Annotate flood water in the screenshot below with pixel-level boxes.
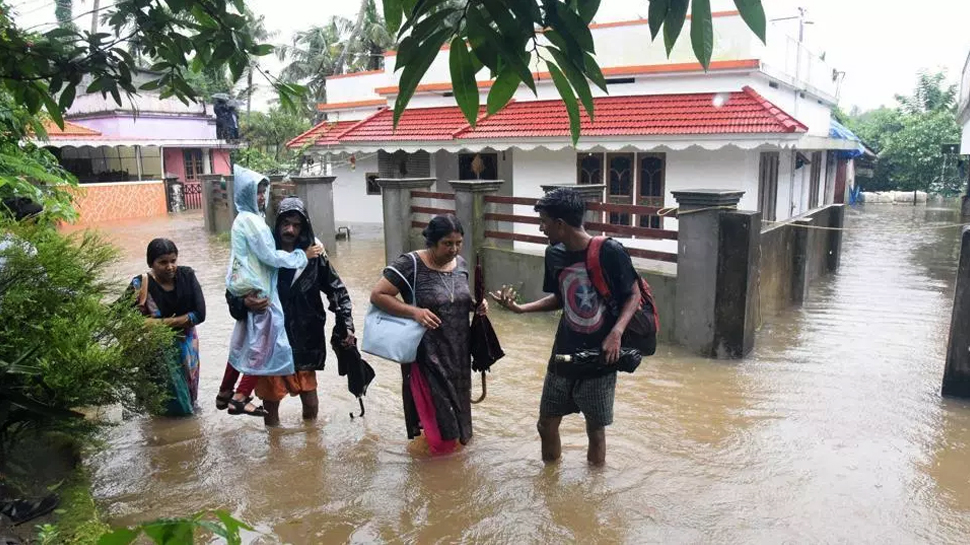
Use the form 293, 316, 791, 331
81, 204, 970, 543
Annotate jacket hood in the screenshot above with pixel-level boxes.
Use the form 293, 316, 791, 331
274, 196, 315, 250
233, 164, 268, 214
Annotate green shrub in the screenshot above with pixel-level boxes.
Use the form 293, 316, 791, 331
0, 219, 174, 464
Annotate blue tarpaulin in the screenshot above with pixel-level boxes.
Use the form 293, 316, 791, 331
829, 119, 866, 160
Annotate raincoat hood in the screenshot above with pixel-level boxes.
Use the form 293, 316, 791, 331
233, 164, 268, 214
274, 196, 315, 251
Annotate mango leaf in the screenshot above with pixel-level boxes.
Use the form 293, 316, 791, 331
547, 63, 581, 145
449, 38, 480, 126
467, 6, 536, 93
253, 44, 274, 56
663, 0, 689, 56
42, 88, 65, 127
648, 0, 669, 40
578, 0, 601, 24
548, 47, 594, 121
554, 2, 595, 53
734, 0, 767, 43
487, 66, 520, 115
583, 52, 608, 92
96, 528, 140, 545
690, 0, 713, 69
384, 0, 403, 33
58, 84, 76, 111
481, 0, 521, 42
393, 28, 452, 127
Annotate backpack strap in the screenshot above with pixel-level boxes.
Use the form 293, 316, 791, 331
585, 236, 612, 301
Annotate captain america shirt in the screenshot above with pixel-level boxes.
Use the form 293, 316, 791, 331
542, 238, 636, 377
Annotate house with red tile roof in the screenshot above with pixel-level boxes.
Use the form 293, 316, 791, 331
289, 12, 859, 255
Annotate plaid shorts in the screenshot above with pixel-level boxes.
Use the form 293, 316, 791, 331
539, 371, 617, 428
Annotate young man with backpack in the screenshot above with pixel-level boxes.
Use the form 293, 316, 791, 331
492, 187, 654, 466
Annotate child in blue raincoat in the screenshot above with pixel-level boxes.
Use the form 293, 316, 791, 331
223, 165, 323, 415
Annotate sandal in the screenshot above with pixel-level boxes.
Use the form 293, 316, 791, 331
216, 393, 251, 411
227, 399, 268, 417
215, 392, 232, 411
0, 495, 58, 525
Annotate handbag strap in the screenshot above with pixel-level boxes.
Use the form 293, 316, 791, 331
384, 252, 419, 305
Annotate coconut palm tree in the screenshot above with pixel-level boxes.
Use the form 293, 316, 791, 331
238, 10, 278, 114
279, 17, 352, 114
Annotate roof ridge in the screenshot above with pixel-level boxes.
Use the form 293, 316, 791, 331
741, 86, 808, 133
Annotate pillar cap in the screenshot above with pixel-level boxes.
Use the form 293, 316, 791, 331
199, 174, 225, 182
541, 183, 606, 200
290, 175, 336, 185
376, 177, 436, 190
671, 189, 744, 209
449, 180, 505, 193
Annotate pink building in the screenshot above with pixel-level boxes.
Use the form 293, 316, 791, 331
38, 90, 236, 223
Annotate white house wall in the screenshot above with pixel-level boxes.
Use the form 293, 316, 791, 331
749, 78, 832, 137
331, 153, 382, 224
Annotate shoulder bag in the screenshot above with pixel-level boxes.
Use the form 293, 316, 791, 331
361, 252, 427, 363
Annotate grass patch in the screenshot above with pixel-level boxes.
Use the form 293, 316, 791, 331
55, 467, 110, 545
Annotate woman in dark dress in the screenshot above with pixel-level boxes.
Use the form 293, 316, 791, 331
370, 215, 487, 455
128, 238, 206, 416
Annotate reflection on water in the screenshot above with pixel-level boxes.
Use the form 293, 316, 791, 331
79, 207, 970, 543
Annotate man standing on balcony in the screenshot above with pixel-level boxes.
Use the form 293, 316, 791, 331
491, 188, 641, 466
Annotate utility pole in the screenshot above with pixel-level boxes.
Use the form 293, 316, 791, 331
771, 7, 814, 43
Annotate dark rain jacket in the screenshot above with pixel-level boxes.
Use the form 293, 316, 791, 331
227, 197, 354, 372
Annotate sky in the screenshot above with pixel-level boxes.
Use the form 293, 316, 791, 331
11, 0, 970, 112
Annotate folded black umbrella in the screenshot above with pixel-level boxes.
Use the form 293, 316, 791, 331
470, 256, 504, 403
331, 326, 375, 418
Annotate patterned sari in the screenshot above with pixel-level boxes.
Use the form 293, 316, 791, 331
130, 269, 204, 416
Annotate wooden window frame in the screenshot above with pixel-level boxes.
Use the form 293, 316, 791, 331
636, 152, 666, 229
758, 152, 780, 222
576, 152, 605, 185
365, 172, 381, 196
808, 151, 822, 208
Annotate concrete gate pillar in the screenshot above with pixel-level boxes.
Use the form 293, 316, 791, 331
451, 180, 505, 288
943, 226, 970, 398
291, 176, 337, 256
672, 189, 760, 358
377, 177, 436, 265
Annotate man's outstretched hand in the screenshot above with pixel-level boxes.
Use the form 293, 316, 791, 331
489, 285, 522, 314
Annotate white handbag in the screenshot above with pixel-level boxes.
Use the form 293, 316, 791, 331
361, 253, 426, 363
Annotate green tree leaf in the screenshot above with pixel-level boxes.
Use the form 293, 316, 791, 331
690, 0, 714, 69
548, 47, 594, 121
384, 0, 403, 33
58, 84, 76, 111
449, 37, 481, 125
547, 63, 581, 145
734, 0, 767, 43
393, 27, 452, 127
578, 0, 601, 24
583, 52, 607, 92
663, 0, 689, 56
553, 2, 596, 54
487, 67, 521, 114
466, 5, 536, 93
96, 527, 140, 545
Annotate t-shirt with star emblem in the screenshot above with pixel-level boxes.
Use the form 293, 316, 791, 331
542, 238, 637, 379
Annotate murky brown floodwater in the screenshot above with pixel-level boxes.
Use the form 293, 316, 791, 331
79, 205, 970, 543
